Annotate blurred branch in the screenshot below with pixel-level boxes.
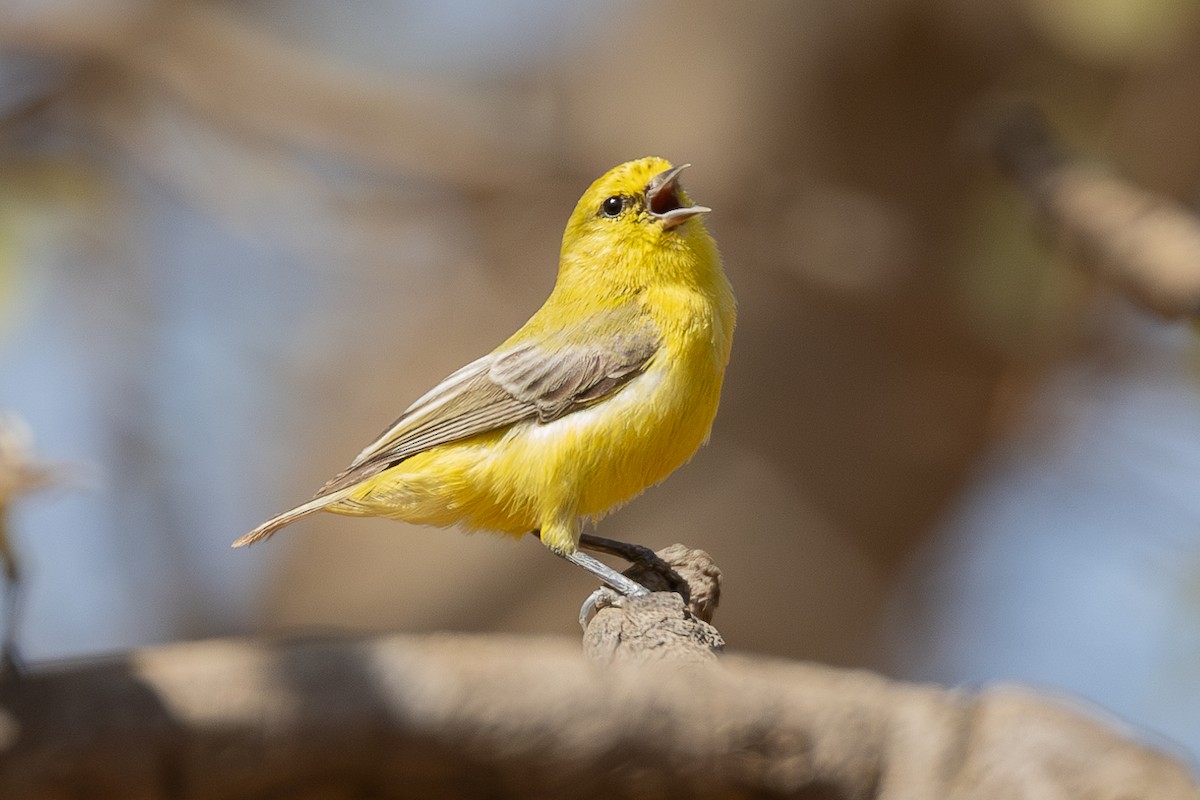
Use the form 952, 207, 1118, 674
0, 412, 80, 675
12, 2, 556, 190
0, 0, 156, 57
134, 5, 555, 188
0, 412, 77, 583
0, 633, 1194, 799
987, 104, 1200, 318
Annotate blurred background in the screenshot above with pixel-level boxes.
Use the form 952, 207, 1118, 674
1, 0, 1198, 761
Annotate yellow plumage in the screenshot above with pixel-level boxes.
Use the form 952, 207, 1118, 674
235, 157, 735, 575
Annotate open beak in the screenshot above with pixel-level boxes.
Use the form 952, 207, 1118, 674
646, 163, 711, 230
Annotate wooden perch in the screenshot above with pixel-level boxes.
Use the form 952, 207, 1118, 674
0, 544, 1195, 799
986, 104, 1200, 319
582, 543, 725, 664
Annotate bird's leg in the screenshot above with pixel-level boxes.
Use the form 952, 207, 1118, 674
533, 530, 651, 630
561, 550, 649, 599
571, 542, 678, 632
532, 529, 650, 597
578, 532, 660, 564
579, 532, 688, 594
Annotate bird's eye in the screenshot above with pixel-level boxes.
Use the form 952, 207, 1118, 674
600, 196, 625, 217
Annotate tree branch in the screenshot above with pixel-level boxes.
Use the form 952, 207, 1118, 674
987, 104, 1200, 318
0, 632, 1194, 798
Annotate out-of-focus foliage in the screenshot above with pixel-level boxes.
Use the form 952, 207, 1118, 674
1023, 0, 1196, 64
952, 182, 1085, 355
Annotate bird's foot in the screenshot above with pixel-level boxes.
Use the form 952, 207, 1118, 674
578, 586, 623, 630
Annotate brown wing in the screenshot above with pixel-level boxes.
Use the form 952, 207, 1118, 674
490, 320, 663, 421
313, 313, 661, 497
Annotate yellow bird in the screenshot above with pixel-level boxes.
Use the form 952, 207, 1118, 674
234, 158, 736, 596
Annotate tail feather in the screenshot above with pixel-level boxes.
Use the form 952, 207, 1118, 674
231, 491, 347, 548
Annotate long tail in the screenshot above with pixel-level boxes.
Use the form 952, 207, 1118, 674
231, 491, 349, 548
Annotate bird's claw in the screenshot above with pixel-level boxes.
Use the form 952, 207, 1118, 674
578, 586, 623, 630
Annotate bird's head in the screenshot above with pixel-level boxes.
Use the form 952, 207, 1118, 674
558, 157, 715, 289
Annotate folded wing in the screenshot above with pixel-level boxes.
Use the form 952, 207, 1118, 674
232, 308, 660, 547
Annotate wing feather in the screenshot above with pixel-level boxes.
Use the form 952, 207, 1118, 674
313, 311, 660, 497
